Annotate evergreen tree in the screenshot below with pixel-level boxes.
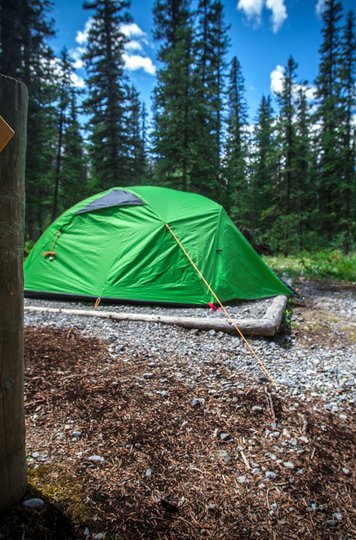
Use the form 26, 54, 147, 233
83, 0, 131, 189
152, 0, 195, 191
275, 56, 299, 254
60, 89, 88, 211
224, 56, 248, 221
207, 1, 229, 182
250, 95, 278, 239
294, 85, 314, 250
124, 85, 146, 184
52, 48, 72, 221
192, 0, 229, 201
152, 0, 230, 200
0, 0, 23, 77
339, 10, 356, 252
190, 0, 217, 197
314, 0, 343, 241
140, 101, 154, 181
0, 0, 57, 239
23, 1, 56, 239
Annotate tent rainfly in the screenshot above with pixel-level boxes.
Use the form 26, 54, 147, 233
24, 186, 291, 305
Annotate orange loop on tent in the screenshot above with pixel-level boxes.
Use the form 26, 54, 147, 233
43, 251, 56, 258
94, 297, 101, 309
43, 230, 62, 259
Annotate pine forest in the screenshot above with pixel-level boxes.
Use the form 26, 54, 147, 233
0, 0, 355, 255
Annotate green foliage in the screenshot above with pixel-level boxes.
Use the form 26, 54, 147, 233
0, 0, 354, 254
224, 56, 248, 219
0, 0, 87, 240
264, 250, 356, 282
338, 9, 356, 252
24, 239, 35, 258
152, 0, 229, 200
51, 49, 82, 221
249, 95, 277, 232
60, 87, 89, 212
313, 0, 350, 242
2, 0, 58, 240
152, 0, 199, 191
83, 0, 136, 189
123, 85, 148, 184
284, 304, 293, 326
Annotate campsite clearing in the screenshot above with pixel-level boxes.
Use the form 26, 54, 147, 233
1, 279, 355, 539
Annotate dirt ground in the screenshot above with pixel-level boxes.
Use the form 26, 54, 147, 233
0, 280, 355, 540
291, 280, 355, 349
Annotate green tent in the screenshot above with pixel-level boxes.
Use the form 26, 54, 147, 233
24, 186, 291, 305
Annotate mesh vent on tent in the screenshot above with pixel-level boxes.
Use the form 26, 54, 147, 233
76, 189, 144, 214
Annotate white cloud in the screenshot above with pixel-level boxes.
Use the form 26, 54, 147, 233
245, 123, 255, 135
237, 0, 264, 26
74, 19, 155, 76
270, 66, 317, 101
76, 18, 93, 45
72, 59, 83, 69
270, 64, 285, 94
295, 83, 317, 104
121, 23, 155, 75
125, 40, 144, 52
316, 0, 327, 16
123, 53, 156, 75
121, 23, 147, 40
71, 72, 85, 88
266, 0, 287, 32
46, 56, 85, 88
237, 0, 287, 32
46, 57, 62, 78
303, 85, 316, 101
76, 20, 147, 44
71, 50, 84, 69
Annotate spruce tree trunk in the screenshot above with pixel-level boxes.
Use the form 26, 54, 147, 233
0, 75, 28, 511
52, 98, 65, 223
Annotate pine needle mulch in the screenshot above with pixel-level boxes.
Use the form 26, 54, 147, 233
1, 326, 355, 539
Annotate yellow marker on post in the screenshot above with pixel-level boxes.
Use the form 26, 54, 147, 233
0, 115, 15, 152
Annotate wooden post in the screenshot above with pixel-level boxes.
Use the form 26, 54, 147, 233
0, 75, 28, 510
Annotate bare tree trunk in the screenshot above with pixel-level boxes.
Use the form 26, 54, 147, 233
0, 75, 28, 511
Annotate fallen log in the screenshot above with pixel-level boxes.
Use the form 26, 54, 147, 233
263, 294, 289, 327
25, 295, 288, 337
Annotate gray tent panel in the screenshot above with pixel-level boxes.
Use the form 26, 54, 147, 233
76, 189, 144, 214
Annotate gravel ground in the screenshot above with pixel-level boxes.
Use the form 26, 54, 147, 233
5, 280, 353, 539
24, 279, 356, 409
25, 295, 272, 319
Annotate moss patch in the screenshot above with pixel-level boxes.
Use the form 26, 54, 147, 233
27, 465, 90, 523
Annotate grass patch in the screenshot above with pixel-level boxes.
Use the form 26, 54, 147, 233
264, 250, 356, 282
341, 326, 356, 343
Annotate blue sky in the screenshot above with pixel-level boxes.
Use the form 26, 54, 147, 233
51, 0, 355, 120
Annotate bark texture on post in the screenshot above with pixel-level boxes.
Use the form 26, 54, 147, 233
0, 75, 28, 510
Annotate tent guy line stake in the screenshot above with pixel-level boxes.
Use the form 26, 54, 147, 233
165, 223, 277, 387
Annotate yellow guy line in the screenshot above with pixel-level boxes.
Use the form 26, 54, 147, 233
165, 223, 277, 387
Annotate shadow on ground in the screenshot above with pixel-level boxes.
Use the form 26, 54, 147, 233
0, 486, 77, 540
